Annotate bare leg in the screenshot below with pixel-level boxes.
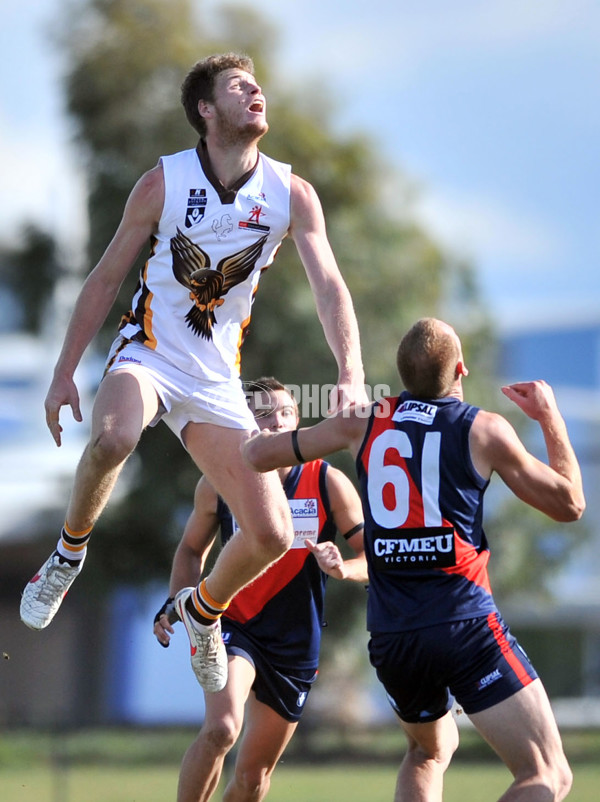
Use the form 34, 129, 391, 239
469, 680, 572, 801
394, 711, 459, 802
177, 656, 254, 802
65, 370, 160, 530
20, 369, 162, 630
223, 693, 297, 802
183, 422, 294, 604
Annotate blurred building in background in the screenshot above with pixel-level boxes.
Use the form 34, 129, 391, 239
498, 311, 600, 711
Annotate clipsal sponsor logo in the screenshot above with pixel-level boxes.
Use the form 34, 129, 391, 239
392, 400, 438, 426
477, 668, 502, 690
372, 527, 456, 570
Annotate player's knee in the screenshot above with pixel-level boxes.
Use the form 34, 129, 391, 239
201, 719, 238, 756
551, 757, 573, 801
405, 727, 458, 770
559, 763, 573, 799
253, 516, 294, 559
515, 756, 572, 801
233, 766, 270, 799
87, 426, 138, 468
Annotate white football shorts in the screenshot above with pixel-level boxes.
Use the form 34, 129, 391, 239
104, 337, 257, 440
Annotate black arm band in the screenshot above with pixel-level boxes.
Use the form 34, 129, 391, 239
291, 429, 306, 463
342, 522, 364, 540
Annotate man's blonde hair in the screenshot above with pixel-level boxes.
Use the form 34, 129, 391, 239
396, 318, 461, 399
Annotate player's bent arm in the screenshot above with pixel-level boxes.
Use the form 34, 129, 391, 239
470, 411, 585, 523
243, 406, 371, 472
289, 174, 366, 406
502, 380, 585, 516
52, 165, 165, 381
324, 467, 368, 583
155, 478, 220, 647
168, 477, 221, 596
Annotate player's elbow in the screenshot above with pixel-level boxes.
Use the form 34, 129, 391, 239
551, 489, 586, 523
242, 438, 271, 472
562, 497, 586, 522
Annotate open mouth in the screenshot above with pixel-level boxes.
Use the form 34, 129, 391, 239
249, 99, 264, 113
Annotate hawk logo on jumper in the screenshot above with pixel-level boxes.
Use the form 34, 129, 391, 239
289, 498, 319, 548
477, 668, 502, 691
170, 227, 268, 340
239, 206, 270, 233
372, 527, 456, 570
185, 189, 207, 228
212, 214, 234, 241
392, 400, 438, 426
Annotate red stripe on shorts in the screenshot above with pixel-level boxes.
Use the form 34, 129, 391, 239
487, 612, 532, 687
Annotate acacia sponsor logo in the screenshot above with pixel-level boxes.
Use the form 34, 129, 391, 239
289, 498, 318, 518
372, 527, 456, 570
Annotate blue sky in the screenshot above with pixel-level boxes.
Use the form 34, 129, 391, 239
2, 0, 599, 331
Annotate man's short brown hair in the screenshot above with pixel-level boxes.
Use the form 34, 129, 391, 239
396, 318, 461, 399
245, 376, 299, 419
181, 53, 255, 136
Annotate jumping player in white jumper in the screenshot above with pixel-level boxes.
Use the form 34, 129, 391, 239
20, 53, 366, 695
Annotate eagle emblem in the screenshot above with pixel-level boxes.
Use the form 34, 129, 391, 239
170, 227, 268, 340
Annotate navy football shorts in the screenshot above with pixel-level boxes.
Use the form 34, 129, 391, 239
222, 623, 318, 723
368, 612, 538, 723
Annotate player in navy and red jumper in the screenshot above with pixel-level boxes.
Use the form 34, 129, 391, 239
245, 319, 585, 802
154, 377, 366, 802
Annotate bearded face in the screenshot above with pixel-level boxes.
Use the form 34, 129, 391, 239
213, 101, 269, 146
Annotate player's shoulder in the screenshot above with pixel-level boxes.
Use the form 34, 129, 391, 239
129, 161, 165, 204
290, 172, 319, 204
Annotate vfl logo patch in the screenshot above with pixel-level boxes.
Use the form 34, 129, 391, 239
185, 189, 207, 228
392, 400, 438, 426
372, 527, 456, 570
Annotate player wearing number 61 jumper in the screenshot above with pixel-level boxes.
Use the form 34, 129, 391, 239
243, 317, 585, 802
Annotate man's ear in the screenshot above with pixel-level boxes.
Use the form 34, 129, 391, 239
457, 359, 469, 378
198, 99, 213, 121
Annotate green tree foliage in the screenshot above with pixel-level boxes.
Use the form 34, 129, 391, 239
0, 225, 62, 334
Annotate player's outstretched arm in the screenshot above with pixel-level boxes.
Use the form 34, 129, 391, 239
153, 477, 220, 647
45, 165, 165, 446
244, 405, 371, 472
288, 174, 367, 412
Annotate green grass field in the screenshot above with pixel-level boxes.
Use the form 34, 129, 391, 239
3, 762, 600, 801
2, 728, 599, 801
